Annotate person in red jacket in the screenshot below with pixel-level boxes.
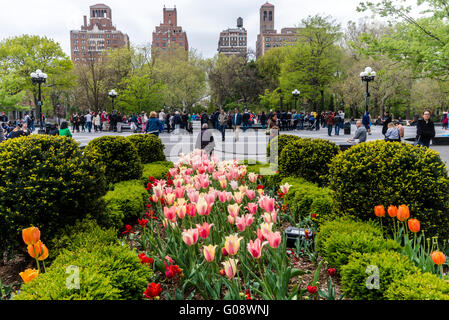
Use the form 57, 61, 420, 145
325, 111, 335, 136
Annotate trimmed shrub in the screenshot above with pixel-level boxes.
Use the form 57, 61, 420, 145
327, 140, 449, 239
0, 135, 107, 253
126, 134, 166, 164
279, 138, 340, 185
16, 221, 153, 300
323, 231, 402, 272
385, 272, 449, 300
341, 251, 418, 300
282, 177, 335, 224
99, 180, 148, 230
50, 219, 118, 260
316, 218, 383, 256
142, 161, 174, 185
84, 136, 143, 184
15, 244, 153, 300
266, 134, 300, 160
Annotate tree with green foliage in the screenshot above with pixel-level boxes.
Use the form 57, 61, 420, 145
358, 0, 449, 81
279, 15, 343, 112
0, 35, 75, 114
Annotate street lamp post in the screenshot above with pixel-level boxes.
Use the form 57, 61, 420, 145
109, 89, 117, 110
292, 89, 300, 111
30, 69, 48, 134
360, 67, 376, 114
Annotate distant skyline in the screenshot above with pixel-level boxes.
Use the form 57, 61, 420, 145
0, 0, 418, 59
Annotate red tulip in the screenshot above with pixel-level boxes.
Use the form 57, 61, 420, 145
408, 219, 420, 233
374, 205, 385, 218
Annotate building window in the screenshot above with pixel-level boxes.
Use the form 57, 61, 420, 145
74, 40, 78, 44
156, 37, 159, 41
172, 37, 176, 41
113, 40, 117, 44
73, 34, 78, 39
106, 40, 110, 45
162, 37, 166, 41
156, 43, 159, 47
162, 43, 166, 47
81, 34, 85, 39
107, 34, 110, 38
264, 11, 267, 21
269, 11, 273, 21
179, 37, 183, 41
266, 38, 270, 41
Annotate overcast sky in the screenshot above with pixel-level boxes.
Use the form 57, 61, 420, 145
0, 0, 418, 58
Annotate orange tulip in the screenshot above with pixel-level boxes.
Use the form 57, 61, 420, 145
408, 219, 420, 233
397, 205, 410, 221
374, 205, 385, 218
387, 205, 398, 218
431, 251, 446, 265
19, 268, 39, 283
22, 227, 40, 245
27, 240, 47, 260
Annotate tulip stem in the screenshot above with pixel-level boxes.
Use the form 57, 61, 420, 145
32, 245, 41, 274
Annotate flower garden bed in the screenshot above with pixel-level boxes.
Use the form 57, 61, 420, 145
2, 135, 449, 301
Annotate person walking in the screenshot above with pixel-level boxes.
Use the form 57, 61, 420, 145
94, 113, 101, 132
195, 123, 215, 158
159, 109, 166, 133
362, 111, 371, 135
416, 110, 435, 148
334, 112, 341, 135
260, 111, 267, 130
79, 113, 86, 132
85, 112, 93, 133
218, 109, 227, 142
395, 120, 404, 141
232, 108, 242, 142
348, 120, 367, 144
141, 112, 148, 133
442, 112, 448, 131
325, 111, 335, 136
267, 112, 280, 142
145, 111, 162, 137
59, 121, 72, 137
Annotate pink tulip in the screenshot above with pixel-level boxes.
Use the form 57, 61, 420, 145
218, 191, 228, 203
271, 210, 278, 224
225, 171, 233, 181
230, 181, 238, 191
233, 192, 244, 204
219, 178, 227, 189
260, 222, 273, 239
198, 166, 206, 174
248, 172, 258, 183
246, 190, 256, 200
244, 214, 254, 227
169, 168, 178, 177
165, 193, 176, 206
228, 215, 235, 225
194, 182, 201, 190
164, 187, 173, 195
224, 234, 243, 256
266, 231, 282, 248
188, 190, 199, 204
186, 203, 197, 217
263, 212, 272, 223
255, 228, 265, 241
164, 206, 177, 222
247, 239, 267, 259
245, 203, 258, 215
173, 179, 184, 188
259, 196, 275, 213
182, 228, 199, 246
176, 205, 186, 219
196, 222, 214, 239
153, 184, 164, 199
235, 216, 247, 232
196, 196, 209, 216
201, 179, 210, 189
226, 192, 233, 202
174, 187, 185, 199
203, 245, 217, 262
207, 163, 215, 174
222, 259, 238, 279
228, 203, 241, 218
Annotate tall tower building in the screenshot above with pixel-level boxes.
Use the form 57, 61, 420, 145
217, 18, 248, 56
152, 6, 189, 55
256, 2, 298, 59
260, 3, 275, 33
70, 4, 130, 64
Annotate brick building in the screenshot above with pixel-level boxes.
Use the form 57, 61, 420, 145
70, 4, 130, 63
217, 17, 248, 56
152, 6, 189, 55
256, 2, 298, 58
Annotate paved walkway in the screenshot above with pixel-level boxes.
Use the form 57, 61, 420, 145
70, 123, 449, 168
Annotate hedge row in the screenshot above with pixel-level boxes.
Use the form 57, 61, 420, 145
281, 177, 335, 224
15, 220, 153, 300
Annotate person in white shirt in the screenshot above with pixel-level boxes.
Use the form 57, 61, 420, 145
159, 109, 166, 133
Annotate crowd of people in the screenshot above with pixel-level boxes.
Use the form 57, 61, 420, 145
0, 107, 440, 149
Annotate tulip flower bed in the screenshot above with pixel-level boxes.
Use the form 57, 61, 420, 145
122, 149, 330, 300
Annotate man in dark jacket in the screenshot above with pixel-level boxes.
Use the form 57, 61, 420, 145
195, 123, 215, 157
382, 111, 392, 136
416, 110, 435, 148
